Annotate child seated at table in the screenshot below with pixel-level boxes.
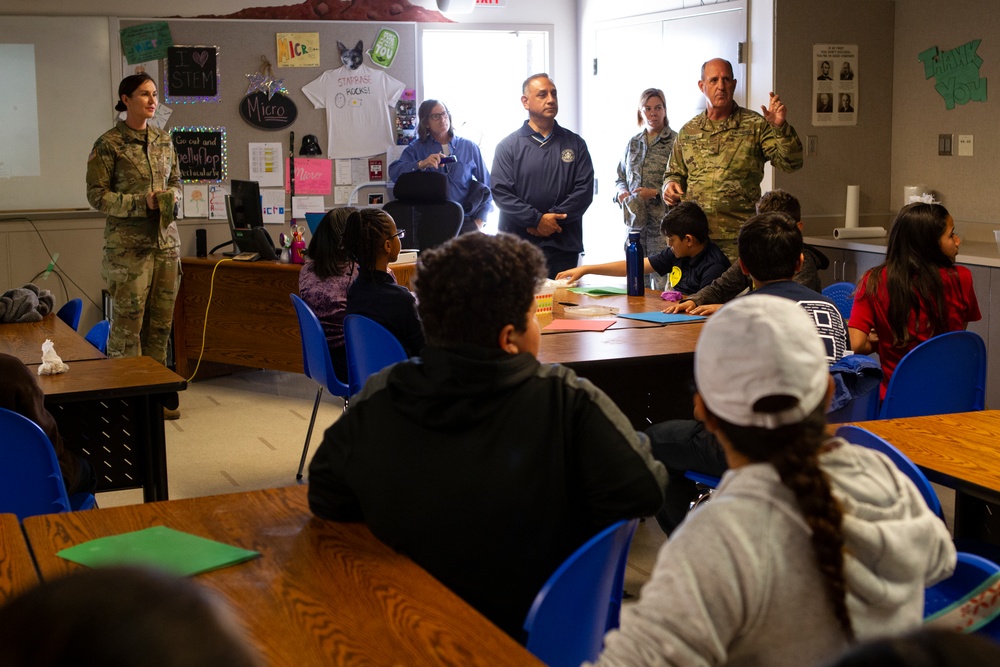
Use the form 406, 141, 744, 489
298, 206, 358, 382
849, 202, 981, 399
647, 211, 849, 535
591, 296, 955, 667
555, 201, 730, 295
342, 207, 425, 357
0, 566, 261, 667
0, 352, 96, 496
665, 189, 828, 315
308, 232, 665, 639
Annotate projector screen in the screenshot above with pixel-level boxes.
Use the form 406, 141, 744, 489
0, 17, 113, 213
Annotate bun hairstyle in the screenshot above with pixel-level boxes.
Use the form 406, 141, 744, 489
115, 72, 156, 112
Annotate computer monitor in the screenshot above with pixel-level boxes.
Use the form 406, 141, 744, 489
225, 180, 277, 260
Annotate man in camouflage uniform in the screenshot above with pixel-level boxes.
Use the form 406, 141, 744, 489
86, 74, 181, 373
662, 58, 803, 262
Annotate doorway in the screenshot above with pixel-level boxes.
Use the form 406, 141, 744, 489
584, 4, 746, 264
420, 28, 550, 231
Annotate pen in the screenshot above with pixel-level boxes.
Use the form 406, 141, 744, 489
558, 302, 577, 307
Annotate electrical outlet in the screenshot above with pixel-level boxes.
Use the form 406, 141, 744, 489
806, 135, 818, 157
958, 134, 974, 156
938, 134, 953, 156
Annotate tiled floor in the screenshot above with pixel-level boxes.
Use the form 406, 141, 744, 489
97, 368, 670, 593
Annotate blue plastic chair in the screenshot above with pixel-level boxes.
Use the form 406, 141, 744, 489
826, 384, 880, 423
56, 297, 83, 331
523, 519, 639, 667
0, 407, 96, 521
821, 282, 855, 320
606, 519, 640, 632
84, 319, 110, 354
343, 314, 408, 397
925, 552, 1000, 640
835, 425, 943, 519
290, 294, 350, 481
879, 331, 986, 419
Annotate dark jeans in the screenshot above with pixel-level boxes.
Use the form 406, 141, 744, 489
645, 419, 728, 535
542, 248, 581, 280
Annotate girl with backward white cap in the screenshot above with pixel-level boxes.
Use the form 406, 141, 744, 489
591, 295, 956, 667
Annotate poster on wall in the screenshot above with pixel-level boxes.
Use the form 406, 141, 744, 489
171, 127, 227, 182
812, 44, 857, 127
165, 46, 221, 104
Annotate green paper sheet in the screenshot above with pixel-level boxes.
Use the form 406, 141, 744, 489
567, 286, 628, 296
57, 526, 260, 576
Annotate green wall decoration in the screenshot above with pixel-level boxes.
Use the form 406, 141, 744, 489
918, 39, 988, 110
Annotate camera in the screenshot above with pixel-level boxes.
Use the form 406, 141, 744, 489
439, 155, 457, 164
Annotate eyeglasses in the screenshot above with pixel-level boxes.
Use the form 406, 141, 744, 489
387, 229, 406, 241
429, 112, 448, 121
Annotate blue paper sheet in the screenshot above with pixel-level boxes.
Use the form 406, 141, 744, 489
616, 311, 706, 324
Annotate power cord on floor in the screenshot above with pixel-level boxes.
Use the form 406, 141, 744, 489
185, 257, 234, 382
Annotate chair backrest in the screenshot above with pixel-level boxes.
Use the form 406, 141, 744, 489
0, 407, 74, 520
879, 331, 986, 419
383, 200, 464, 253
56, 298, 83, 331
821, 282, 855, 320
835, 425, 943, 519
289, 295, 350, 399
523, 519, 639, 667
84, 319, 111, 354
386, 171, 463, 252
343, 314, 408, 396
925, 552, 1000, 640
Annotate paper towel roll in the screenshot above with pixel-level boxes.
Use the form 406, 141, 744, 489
833, 227, 887, 239
845, 185, 860, 229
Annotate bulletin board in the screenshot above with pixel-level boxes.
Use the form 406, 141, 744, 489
118, 17, 418, 215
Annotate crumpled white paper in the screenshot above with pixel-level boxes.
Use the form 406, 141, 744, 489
37, 338, 69, 375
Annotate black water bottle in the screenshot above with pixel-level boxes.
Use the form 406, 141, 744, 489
626, 231, 644, 297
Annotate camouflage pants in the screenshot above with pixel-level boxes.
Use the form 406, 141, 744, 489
102, 246, 181, 365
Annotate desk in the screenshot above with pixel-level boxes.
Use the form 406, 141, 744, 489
0, 314, 105, 365
174, 256, 416, 379
38, 356, 187, 502
538, 288, 703, 427
850, 411, 1000, 542
23, 485, 539, 666
0, 513, 38, 603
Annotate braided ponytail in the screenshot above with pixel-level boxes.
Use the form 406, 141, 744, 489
718, 404, 855, 642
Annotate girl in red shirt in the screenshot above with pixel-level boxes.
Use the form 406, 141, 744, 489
848, 203, 981, 398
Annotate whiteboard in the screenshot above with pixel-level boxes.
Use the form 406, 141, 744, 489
0, 16, 114, 213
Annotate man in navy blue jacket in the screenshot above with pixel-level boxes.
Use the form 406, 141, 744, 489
491, 74, 595, 278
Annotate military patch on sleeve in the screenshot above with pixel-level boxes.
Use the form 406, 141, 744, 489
561, 149, 575, 163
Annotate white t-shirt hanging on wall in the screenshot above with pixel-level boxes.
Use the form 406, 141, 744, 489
302, 64, 405, 159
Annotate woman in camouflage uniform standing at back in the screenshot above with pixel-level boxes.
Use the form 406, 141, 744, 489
86, 73, 181, 415
614, 88, 676, 290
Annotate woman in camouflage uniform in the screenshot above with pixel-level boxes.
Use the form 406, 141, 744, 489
86, 74, 181, 374
614, 88, 676, 290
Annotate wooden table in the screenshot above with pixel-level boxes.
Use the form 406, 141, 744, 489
0, 513, 38, 603
538, 287, 703, 427
850, 411, 1000, 542
36, 356, 187, 503
174, 256, 416, 379
0, 314, 105, 365
22, 485, 539, 666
